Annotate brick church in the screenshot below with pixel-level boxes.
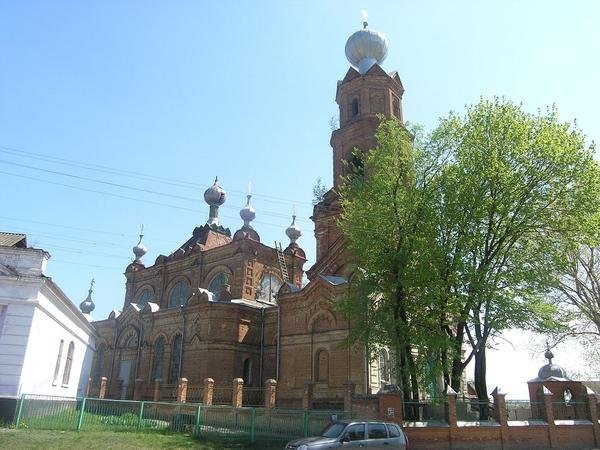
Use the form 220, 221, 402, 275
88, 20, 404, 406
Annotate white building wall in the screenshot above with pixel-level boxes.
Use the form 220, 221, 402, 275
0, 245, 97, 400
20, 299, 95, 398
0, 277, 37, 399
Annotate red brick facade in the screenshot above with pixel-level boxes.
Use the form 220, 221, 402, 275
90, 64, 404, 401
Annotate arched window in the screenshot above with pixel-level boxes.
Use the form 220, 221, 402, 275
351, 98, 359, 116
136, 288, 153, 307
52, 340, 64, 385
169, 334, 183, 383
152, 337, 165, 381
62, 342, 75, 386
169, 281, 190, 308
208, 273, 229, 301
563, 388, 574, 405
93, 345, 105, 382
243, 358, 253, 386
315, 349, 329, 383
256, 273, 282, 303
379, 349, 390, 386
124, 333, 138, 348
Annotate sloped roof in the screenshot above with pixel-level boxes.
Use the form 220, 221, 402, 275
0, 232, 27, 247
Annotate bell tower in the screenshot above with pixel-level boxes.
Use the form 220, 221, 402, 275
309, 19, 405, 277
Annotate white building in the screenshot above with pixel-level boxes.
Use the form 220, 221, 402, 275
0, 232, 97, 421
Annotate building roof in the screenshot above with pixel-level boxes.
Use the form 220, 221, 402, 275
0, 232, 27, 248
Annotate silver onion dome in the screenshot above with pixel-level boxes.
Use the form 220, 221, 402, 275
132, 225, 147, 263
204, 177, 226, 227
285, 214, 302, 244
79, 278, 96, 314
345, 18, 388, 75
240, 194, 256, 228
204, 177, 226, 206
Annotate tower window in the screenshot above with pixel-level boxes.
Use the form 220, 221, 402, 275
351, 98, 359, 116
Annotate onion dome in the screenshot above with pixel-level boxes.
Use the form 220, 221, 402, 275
537, 345, 569, 380
204, 177, 226, 227
285, 214, 302, 244
204, 176, 226, 206
79, 278, 96, 314
240, 194, 256, 227
345, 12, 389, 75
132, 225, 147, 264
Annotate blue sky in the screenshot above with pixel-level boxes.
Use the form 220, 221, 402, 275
1, 1, 599, 393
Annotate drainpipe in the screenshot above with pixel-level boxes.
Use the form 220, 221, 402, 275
276, 299, 281, 380
178, 305, 186, 380
259, 307, 265, 384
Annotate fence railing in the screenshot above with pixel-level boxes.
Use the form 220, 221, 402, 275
14, 393, 354, 443
212, 387, 233, 405
455, 399, 495, 422
403, 400, 446, 421
242, 387, 265, 406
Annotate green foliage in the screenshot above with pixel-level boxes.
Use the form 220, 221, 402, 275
339, 98, 600, 401
312, 177, 329, 205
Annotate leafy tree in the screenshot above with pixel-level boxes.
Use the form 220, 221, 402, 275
430, 99, 600, 403
339, 120, 449, 401
339, 99, 600, 406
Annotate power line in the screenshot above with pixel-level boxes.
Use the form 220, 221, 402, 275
0, 144, 315, 208
0, 169, 301, 230
0, 158, 311, 223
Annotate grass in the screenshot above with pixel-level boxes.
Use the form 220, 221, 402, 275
0, 428, 285, 449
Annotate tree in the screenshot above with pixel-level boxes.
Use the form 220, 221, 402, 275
339, 99, 600, 406
554, 243, 600, 337
339, 120, 450, 401
430, 99, 600, 404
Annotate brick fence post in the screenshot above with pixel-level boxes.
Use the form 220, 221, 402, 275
492, 387, 508, 446
344, 381, 355, 413
133, 378, 144, 401
379, 393, 403, 424
98, 377, 108, 399
232, 378, 244, 408
153, 379, 162, 402
264, 379, 277, 409
542, 386, 556, 448
586, 387, 600, 447
444, 385, 458, 447
302, 381, 314, 410
203, 378, 214, 406
177, 378, 188, 403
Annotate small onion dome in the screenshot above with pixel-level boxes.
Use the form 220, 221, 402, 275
538, 363, 569, 380
240, 194, 256, 227
345, 21, 389, 75
537, 346, 569, 380
79, 278, 96, 314
204, 176, 226, 206
286, 215, 302, 244
132, 227, 147, 263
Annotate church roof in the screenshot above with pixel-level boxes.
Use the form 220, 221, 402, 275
176, 224, 232, 253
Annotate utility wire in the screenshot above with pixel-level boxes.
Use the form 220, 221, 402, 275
0, 158, 311, 223
0, 169, 298, 230
0, 144, 315, 208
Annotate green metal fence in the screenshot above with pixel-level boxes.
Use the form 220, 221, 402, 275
14, 393, 354, 443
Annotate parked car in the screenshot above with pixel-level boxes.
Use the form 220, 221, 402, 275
285, 420, 408, 449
